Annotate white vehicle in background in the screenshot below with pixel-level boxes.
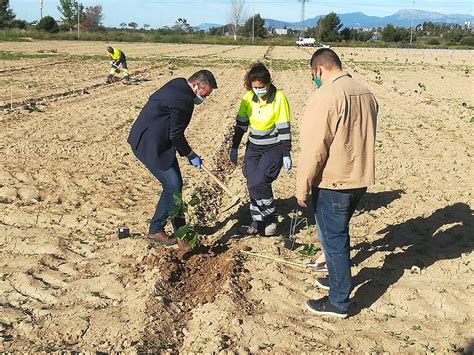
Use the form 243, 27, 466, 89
296, 37, 332, 48
296, 37, 316, 46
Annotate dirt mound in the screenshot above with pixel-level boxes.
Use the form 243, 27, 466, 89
140, 245, 252, 352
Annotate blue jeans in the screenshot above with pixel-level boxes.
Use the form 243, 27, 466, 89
133, 150, 185, 234
311, 187, 366, 311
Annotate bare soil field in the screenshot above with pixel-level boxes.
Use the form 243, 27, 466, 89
0, 41, 473, 353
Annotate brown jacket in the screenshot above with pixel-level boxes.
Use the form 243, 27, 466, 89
295, 72, 378, 201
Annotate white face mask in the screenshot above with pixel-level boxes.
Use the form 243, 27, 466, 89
193, 95, 204, 105
252, 86, 268, 97
193, 85, 205, 105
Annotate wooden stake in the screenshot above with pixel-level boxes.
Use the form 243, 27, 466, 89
10, 87, 13, 110
241, 250, 307, 268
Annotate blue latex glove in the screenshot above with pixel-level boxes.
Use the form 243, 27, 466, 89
188, 152, 202, 170
229, 148, 238, 164
283, 155, 292, 173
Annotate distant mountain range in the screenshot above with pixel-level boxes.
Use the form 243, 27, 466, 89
265, 10, 473, 29
196, 9, 473, 30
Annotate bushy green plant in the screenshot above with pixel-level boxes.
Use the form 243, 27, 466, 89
10, 19, 27, 29
382, 24, 411, 42
445, 31, 463, 43
37, 16, 59, 33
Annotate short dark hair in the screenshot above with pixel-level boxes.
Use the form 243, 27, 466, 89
310, 48, 342, 70
244, 62, 271, 90
106, 46, 113, 54
188, 70, 218, 89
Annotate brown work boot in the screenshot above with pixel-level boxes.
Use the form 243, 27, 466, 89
178, 239, 192, 252
145, 231, 177, 246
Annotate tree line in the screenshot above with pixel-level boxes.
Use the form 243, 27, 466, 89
0, 0, 104, 33
1, 0, 472, 46
304, 12, 473, 46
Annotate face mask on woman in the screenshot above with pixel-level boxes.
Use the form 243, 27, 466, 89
252, 86, 269, 97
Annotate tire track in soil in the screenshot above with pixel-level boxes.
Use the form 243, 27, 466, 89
0, 60, 70, 75
157, 45, 215, 57
209, 46, 241, 57
0, 62, 168, 111
263, 45, 274, 60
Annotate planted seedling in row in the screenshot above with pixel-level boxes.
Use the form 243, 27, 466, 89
298, 243, 317, 256
169, 192, 200, 249
25, 102, 42, 113
418, 82, 426, 91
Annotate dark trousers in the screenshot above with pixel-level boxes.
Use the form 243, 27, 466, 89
243, 146, 283, 223
133, 150, 185, 234
311, 187, 366, 311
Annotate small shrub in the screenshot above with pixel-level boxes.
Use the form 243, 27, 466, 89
459, 36, 474, 46
10, 19, 27, 30
426, 38, 440, 46
37, 16, 59, 33
445, 31, 464, 43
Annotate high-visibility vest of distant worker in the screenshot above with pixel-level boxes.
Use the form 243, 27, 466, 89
106, 46, 130, 84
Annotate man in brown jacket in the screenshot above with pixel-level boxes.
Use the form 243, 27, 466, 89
295, 48, 378, 318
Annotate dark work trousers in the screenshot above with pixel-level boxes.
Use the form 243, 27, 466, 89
132, 149, 185, 234
243, 146, 283, 223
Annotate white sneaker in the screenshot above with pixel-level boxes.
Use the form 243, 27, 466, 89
307, 262, 328, 273
264, 222, 277, 236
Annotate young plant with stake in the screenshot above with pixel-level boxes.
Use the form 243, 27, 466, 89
169, 193, 200, 249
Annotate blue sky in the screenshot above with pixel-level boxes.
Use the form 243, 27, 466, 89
11, 0, 474, 28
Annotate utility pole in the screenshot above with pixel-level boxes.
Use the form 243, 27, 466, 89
252, 0, 255, 43
410, 0, 415, 47
77, 0, 80, 39
39, 0, 43, 20
298, 0, 308, 38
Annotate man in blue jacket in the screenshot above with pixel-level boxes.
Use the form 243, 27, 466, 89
128, 70, 217, 251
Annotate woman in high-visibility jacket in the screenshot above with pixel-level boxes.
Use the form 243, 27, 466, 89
106, 46, 130, 84
230, 62, 292, 235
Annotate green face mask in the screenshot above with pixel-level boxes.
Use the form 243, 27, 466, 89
312, 74, 322, 89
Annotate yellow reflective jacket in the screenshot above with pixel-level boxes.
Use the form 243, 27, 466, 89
235, 85, 291, 148
108, 47, 122, 61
